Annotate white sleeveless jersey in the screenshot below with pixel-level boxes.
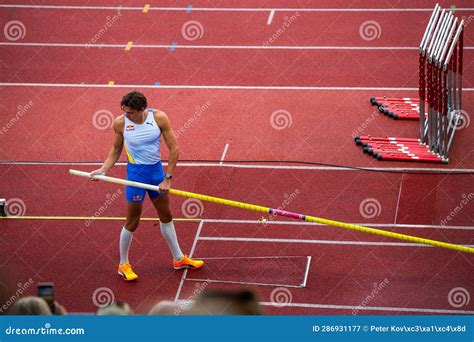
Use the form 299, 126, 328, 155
123, 109, 161, 164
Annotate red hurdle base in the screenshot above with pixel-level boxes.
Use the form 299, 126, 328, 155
370, 97, 424, 120
354, 136, 447, 163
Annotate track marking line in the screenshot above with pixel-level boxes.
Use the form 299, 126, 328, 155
2, 216, 473, 230
169, 42, 177, 52
183, 278, 304, 288
258, 302, 474, 314
302, 256, 312, 288
394, 174, 403, 224
174, 220, 204, 302
183, 255, 309, 287
4, 42, 474, 50
2, 5, 474, 12
2, 160, 473, 174
2, 82, 474, 91
190, 255, 307, 259
219, 143, 230, 165
267, 9, 275, 25
124, 41, 133, 51
197, 236, 474, 248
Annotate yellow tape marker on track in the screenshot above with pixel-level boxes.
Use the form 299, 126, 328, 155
68, 169, 474, 254
125, 41, 133, 51
143, 4, 150, 13
107, 80, 115, 86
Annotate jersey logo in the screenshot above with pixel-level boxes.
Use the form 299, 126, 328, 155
133, 195, 142, 201
146, 122, 153, 126
126, 125, 135, 131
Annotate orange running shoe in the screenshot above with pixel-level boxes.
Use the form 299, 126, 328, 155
173, 255, 204, 270
118, 263, 138, 281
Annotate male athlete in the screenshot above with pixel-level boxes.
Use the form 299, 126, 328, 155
91, 91, 203, 281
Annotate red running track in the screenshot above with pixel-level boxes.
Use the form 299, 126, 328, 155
2, 0, 474, 7
1, 217, 473, 314
2, 7, 474, 47
1, 1, 473, 315
1, 88, 473, 168
1, 165, 473, 228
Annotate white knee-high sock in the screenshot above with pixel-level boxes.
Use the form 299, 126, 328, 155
160, 220, 184, 260
120, 227, 133, 265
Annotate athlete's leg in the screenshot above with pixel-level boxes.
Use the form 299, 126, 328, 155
151, 194, 204, 269
151, 195, 183, 260
120, 201, 142, 263
118, 192, 144, 281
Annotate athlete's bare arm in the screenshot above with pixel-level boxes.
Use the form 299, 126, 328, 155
90, 116, 124, 177
154, 110, 179, 176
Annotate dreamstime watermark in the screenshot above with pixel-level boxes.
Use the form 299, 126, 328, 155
448, 287, 470, 308
352, 278, 390, 315
270, 287, 293, 307
5, 198, 27, 217
174, 100, 211, 139
92, 109, 114, 130
440, 193, 473, 226
92, 287, 115, 308
86, 12, 122, 48
451, 109, 470, 131
174, 281, 209, 315
0, 278, 34, 313
461, 15, 474, 27
85, 190, 122, 227
181, 20, 204, 41
181, 198, 204, 218
0, 101, 34, 136
359, 198, 382, 219
5, 323, 85, 336
270, 109, 293, 130
359, 20, 382, 41
263, 12, 300, 46
3, 20, 26, 41
262, 189, 301, 226
351, 110, 380, 138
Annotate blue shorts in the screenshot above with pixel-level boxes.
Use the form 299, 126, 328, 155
126, 162, 165, 202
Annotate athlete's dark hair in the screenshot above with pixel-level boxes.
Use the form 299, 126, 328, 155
121, 91, 148, 111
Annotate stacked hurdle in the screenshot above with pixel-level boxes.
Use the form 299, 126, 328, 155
369, 97, 427, 120
356, 4, 465, 163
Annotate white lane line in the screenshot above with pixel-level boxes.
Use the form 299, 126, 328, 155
3, 215, 473, 230
1, 161, 474, 174
259, 302, 474, 314
183, 278, 304, 288
4, 82, 474, 91
2, 5, 474, 12
394, 174, 404, 225
301, 256, 312, 288
174, 220, 204, 302
2, 42, 473, 50
190, 255, 307, 259
199, 219, 474, 230
267, 9, 275, 24
219, 143, 230, 165
197, 236, 474, 248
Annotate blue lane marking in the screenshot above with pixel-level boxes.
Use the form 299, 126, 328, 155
186, 5, 192, 13
154, 82, 161, 86
169, 42, 177, 52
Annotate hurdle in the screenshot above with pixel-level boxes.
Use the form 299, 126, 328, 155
358, 4, 465, 163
